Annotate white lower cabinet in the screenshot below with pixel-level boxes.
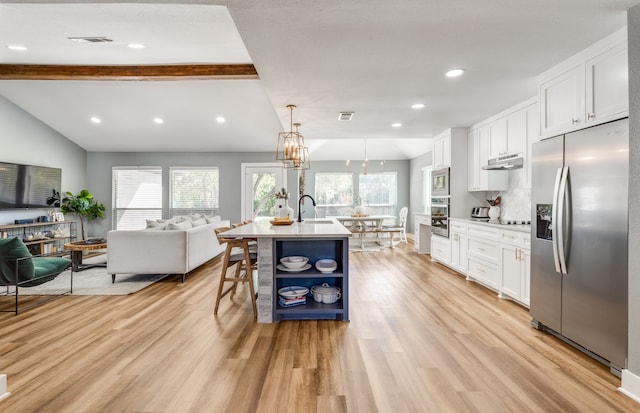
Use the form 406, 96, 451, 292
444, 220, 531, 308
430, 235, 451, 265
499, 229, 531, 306
466, 223, 501, 290
450, 222, 467, 274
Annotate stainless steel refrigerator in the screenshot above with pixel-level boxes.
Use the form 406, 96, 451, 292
530, 118, 628, 374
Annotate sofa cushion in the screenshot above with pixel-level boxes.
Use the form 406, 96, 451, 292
192, 218, 207, 226
145, 219, 165, 229
0, 237, 35, 283
205, 215, 222, 224
166, 220, 193, 230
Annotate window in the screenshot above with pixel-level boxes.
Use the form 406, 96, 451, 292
170, 167, 219, 217
358, 172, 397, 215
112, 167, 162, 230
315, 173, 353, 216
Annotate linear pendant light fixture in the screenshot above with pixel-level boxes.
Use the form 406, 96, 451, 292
276, 104, 310, 170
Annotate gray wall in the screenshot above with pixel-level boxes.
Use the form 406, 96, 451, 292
0, 95, 87, 225
627, 4, 640, 380
408, 151, 432, 234
300, 159, 410, 221
86, 152, 297, 236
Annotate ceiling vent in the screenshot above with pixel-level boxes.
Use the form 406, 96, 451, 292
67, 36, 114, 43
338, 112, 355, 121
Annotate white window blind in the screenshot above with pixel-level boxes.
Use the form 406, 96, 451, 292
112, 167, 162, 230
314, 172, 353, 217
170, 167, 219, 217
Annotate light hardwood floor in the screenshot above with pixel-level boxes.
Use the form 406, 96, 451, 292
1, 241, 638, 412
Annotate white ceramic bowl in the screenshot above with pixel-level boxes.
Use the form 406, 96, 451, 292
315, 259, 337, 273
280, 256, 309, 269
278, 286, 309, 299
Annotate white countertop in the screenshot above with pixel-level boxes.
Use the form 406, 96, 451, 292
450, 217, 531, 234
218, 218, 352, 238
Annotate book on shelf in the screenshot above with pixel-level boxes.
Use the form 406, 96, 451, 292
278, 296, 306, 307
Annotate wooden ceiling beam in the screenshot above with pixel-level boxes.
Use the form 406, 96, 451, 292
0, 64, 259, 80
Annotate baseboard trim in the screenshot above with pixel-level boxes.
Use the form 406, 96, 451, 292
0, 374, 10, 401
620, 369, 640, 403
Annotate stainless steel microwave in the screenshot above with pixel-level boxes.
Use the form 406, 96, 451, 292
432, 167, 450, 197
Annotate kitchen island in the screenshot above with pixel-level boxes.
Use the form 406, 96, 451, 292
218, 218, 352, 323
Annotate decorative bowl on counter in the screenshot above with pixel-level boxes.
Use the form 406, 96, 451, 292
315, 259, 337, 273
311, 283, 342, 304
280, 256, 309, 269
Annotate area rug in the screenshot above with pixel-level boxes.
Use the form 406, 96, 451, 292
17, 255, 170, 296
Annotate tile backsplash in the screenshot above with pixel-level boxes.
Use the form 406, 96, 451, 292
489, 169, 531, 221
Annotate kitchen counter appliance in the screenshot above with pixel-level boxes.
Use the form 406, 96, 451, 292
530, 118, 628, 375
471, 206, 489, 219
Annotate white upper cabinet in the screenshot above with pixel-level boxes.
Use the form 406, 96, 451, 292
488, 117, 508, 158
432, 131, 451, 169
585, 42, 628, 126
538, 28, 627, 138
468, 125, 508, 192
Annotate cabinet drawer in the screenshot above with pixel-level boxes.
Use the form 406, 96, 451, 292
467, 237, 499, 263
467, 224, 500, 240
431, 236, 451, 264
415, 215, 430, 225
468, 258, 500, 289
499, 230, 531, 249
450, 221, 468, 234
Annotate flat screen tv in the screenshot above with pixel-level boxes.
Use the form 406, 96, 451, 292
0, 162, 62, 209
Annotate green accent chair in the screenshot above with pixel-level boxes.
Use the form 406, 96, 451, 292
0, 237, 72, 314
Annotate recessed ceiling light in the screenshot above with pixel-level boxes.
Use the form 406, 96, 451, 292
90, 117, 101, 124
128, 43, 145, 49
392, 123, 402, 128
154, 117, 164, 124
411, 103, 425, 109
7, 45, 27, 51
216, 116, 226, 123
445, 68, 465, 78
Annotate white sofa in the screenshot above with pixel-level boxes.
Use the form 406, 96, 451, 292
106, 217, 230, 283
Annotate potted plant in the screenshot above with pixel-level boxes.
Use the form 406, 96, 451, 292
60, 189, 106, 240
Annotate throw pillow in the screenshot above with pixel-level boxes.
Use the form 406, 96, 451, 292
205, 215, 222, 224
146, 219, 164, 229
192, 218, 207, 227
166, 220, 193, 230
0, 237, 35, 283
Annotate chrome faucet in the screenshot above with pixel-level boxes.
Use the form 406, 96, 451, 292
298, 194, 316, 222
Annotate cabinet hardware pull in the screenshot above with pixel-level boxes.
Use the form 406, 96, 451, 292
571, 117, 579, 124
587, 113, 595, 120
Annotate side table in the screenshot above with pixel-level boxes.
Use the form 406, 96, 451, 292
63, 239, 107, 272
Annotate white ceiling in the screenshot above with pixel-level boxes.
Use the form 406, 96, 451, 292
0, 0, 638, 161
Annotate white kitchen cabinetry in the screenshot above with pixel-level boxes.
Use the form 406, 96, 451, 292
488, 117, 508, 159
432, 131, 451, 169
499, 229, 531, 306
538, 28, 627, 139
450, 221, 467, 274
523, 103, 540, 189
467, 125, 508, 192
430, 235, 451, 266
466, 224, 501, 290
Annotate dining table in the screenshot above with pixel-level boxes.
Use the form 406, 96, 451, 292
329, 215, 398, 250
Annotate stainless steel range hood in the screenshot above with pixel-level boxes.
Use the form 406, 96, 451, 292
482, 153, 523, 170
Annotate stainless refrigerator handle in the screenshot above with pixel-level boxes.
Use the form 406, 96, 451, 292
551, 167, 563, 273
557, 166, 569, 274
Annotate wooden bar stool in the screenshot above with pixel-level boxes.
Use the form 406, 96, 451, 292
214, 226, 258, 318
